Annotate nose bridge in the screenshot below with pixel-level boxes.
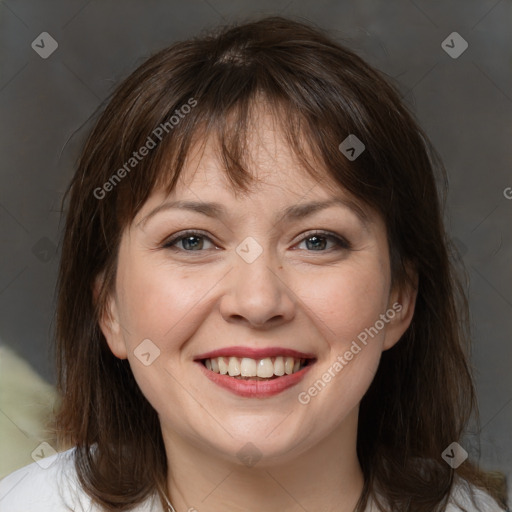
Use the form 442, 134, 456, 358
220, 234, 295, 327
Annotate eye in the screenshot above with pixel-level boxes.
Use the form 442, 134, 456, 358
295, 231, 351, 252
162, 230, 216, 252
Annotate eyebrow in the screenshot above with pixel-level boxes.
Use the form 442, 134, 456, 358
137, 198, 370, 229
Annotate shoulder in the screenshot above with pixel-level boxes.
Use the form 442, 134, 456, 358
0, 447, 163, 512
0, 447, 95, 512
446, 476, 507, 512
367, 475, 507, 512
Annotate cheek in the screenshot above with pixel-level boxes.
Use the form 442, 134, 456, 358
113, 257, 208, 416
300, 258, 390, 346
294, 256, 391, 421
115, 256, 217, 349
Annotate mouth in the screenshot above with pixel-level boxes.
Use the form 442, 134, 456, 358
194, 347, 317, 398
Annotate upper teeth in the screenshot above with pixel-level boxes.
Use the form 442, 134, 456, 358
204, 356, 305, 377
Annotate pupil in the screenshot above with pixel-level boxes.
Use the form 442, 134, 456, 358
184, 236, 202, 250
307, 236, 325, 251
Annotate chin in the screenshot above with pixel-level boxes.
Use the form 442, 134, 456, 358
198, 420, 315, 468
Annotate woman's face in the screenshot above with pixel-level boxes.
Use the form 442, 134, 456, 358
99, 110, 416, 466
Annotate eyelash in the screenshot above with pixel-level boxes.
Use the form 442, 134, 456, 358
161, 229, 351, 254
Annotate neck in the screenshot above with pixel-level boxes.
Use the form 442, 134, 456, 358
162, 409, 365, 512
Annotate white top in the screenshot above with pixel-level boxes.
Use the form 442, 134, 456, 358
0, 448, 506, 511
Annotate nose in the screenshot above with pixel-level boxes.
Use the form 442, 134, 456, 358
219, 248, 296, 329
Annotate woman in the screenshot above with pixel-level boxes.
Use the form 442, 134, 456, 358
0, 15, 507, 512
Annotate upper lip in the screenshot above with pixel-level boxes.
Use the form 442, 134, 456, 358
194, 346, 316, 361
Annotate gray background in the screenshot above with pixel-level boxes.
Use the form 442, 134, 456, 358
1, 0, 511, 502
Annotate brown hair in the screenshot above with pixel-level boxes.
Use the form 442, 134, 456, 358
55, 15, 505, 511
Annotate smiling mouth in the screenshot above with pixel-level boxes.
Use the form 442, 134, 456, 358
201, 356, 315, 380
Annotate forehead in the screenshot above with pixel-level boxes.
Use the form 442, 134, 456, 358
172, 106, 336, 198
134, 113, 377, 232
132, 101, 380, 231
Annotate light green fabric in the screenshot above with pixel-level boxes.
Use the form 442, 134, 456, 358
0, 344, 59, 479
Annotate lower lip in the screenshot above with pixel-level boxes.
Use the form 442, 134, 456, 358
196, 361, 314, 398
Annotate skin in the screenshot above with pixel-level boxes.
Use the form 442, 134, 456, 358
98, 107, 417, 512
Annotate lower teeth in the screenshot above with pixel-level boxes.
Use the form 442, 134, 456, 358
231, 375, 279, 380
